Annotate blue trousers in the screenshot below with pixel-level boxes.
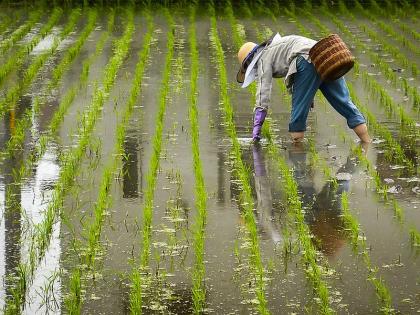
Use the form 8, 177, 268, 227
289, 55, 366, 132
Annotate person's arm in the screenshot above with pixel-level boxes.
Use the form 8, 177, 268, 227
253, 58, 272, 141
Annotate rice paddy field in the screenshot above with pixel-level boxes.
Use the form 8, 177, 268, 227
0, 0, 419, 314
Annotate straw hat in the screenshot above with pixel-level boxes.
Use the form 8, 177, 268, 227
236, 42, 258, 85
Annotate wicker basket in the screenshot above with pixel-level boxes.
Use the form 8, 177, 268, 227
309, 34, 354, 81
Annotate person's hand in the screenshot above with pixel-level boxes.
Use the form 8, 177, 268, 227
252, 108, 267, 141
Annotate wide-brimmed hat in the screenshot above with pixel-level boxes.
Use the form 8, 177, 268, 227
236, 42, 259, 87
236, 34, 280, 88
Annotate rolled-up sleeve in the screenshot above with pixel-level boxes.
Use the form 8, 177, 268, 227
255, 58, 273, 111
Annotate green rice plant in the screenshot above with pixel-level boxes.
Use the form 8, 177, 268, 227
341, 193, 394, 314
3, 9, 134, 314
409, 229, 420, 247
64, 13, 153, 313
0, 9, 43, 54
1, 9, 115, 179
302, 6, 416, 171
322, 2, 419, 110
260, 17, 399, 314
129, 9, 175, 314
264, 137, 334, 315
188, 6, 209, 313
209, 4, 270, 314
0, 7, 63, 87
49, 8, 98, 88
0, 8, 82, 118
2, 9, 100, 158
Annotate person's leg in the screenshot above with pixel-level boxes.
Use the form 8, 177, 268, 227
290, 56, 322, 142
320, 78, 371, 143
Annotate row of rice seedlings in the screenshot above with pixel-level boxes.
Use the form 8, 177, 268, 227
4, 9, 115, 184
334, 0, 420, 108
251, 19, 336, 314
3, 10, 135, 314
0, 7, 63, 87
264, 14, 403, 312
355, 0, 419, 56
2, 8, 98, 157
396, 21, 420, 41
188, 6, 208, 314
0, 9, 43, 54
307, 96, 396, 313
129, 9, 175, 314
65, 11, 153, 314
260, 125, 334, 314
49, 8, 99, 88
340, 193, 394, 314
324, 1, 420, 110
348, 142, 420, 242
0, 8, 82, 117
360, 71, 419, 137
306, 4, 419, 166
0, 8, 23, 37
306, 5, 417, 171
354, 8, 418, 77
209, 5, 270, 314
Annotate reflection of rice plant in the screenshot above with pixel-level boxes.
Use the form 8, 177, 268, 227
209, 3, 269, 313
4, 9, 135, 314
5, 10, 115, 182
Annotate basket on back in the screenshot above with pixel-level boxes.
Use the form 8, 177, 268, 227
309, 34, 354, 81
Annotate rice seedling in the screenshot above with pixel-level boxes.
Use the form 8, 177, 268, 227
0, 8, 82, 117
341, 193, 394, 314
209, 4, 270, 313
301, 5, 416, 171
2, 9, 115, 181
64, 11, 153, 314
259, 16, 408, 313
353, 0, 419, 56
0, 7, 63, 87
322, 2, 420, 110
296, 7, 419, 234
3, 9, 134, 313
49, 8, 98, 88
0, 9, 43, 54
2, 9, 98, 158
188, 5, 209, 314
129, 9, 175, 314
409, 229, 420, 247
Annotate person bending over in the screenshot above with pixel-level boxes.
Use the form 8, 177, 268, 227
236, 33, 371, 143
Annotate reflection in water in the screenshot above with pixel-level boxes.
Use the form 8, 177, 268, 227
288, 143, 356, 257
252, 144, 282, 244
123, 135, 139, 199
0, 95, 62, 312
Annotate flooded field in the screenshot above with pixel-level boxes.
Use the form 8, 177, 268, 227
0, 1, 419, 314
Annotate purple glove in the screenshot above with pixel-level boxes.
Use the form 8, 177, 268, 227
252, 108, 267, 141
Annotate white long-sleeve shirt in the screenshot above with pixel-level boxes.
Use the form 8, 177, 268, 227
255, 35, 317, 110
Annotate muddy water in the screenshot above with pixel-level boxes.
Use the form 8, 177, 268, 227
0, 8, 419, 315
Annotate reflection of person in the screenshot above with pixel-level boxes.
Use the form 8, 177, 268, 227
236, 34, 370, 144
252, 144, 282, 244
288, 142, 357, 257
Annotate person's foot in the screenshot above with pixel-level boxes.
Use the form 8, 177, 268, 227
360, 141, 370, 155
290, 131, 304, 143
353, 123, 371, 143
